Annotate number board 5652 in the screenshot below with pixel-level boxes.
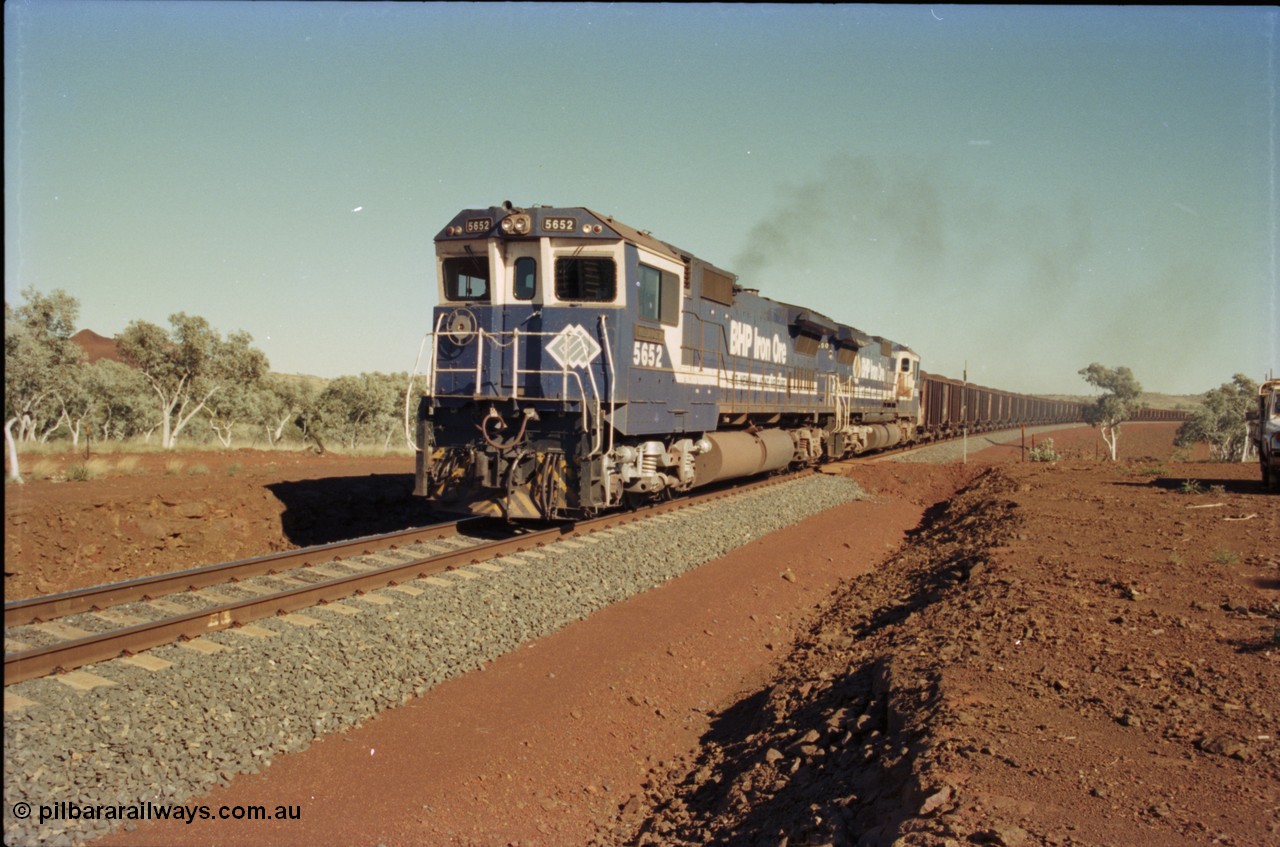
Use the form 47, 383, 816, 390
632, 341, 664, 369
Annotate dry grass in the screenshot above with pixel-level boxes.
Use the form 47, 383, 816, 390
66, 458, 110, 481
17, 440, 167, 457
30, 458, 62, 480
328, 444, 416, 457
114, 456, 142, 475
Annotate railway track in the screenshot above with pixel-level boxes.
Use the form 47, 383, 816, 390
4, 421, 1087, 688
3, 473, 799, 686
4, 423, 1082, 687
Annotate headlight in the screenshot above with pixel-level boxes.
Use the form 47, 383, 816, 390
500, 214, 532, 235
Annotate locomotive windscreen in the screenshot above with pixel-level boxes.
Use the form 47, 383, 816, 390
443, 256, 490, 301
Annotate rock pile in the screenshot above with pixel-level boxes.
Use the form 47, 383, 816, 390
602, 464, 1280, 846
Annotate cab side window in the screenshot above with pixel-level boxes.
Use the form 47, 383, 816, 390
638, 263, 680, 326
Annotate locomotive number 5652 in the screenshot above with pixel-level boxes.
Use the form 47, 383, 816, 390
633, 341, 665, 368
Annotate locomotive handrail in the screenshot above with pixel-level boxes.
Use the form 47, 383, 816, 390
828, 374, 854, 430
474, 326, 485, 396
599, 314, 616, 460
512, 327, 520, 399
405, 332, 433, 451
423, 323, 607, 455
427, 311, 446, 397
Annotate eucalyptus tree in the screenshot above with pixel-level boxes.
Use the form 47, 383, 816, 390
309, 372, 409, 451
1175, 374, 1258, 461
117, 313, 268, 449
4, 289, 86, 481
251, 374, 317, 447
1079, 363, 1143, 462
81, 359, 158, 443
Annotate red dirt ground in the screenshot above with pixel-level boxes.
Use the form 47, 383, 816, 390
6, 423, 1277, 846
5, 450, 422, 600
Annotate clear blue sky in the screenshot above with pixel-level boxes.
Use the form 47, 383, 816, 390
5, 3, 1277, 395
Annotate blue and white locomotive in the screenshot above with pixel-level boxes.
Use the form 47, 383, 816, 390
413, 203, 921, 519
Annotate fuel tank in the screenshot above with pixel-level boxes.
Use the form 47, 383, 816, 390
693, 429, 794, 486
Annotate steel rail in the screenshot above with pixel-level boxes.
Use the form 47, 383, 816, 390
7, 421, 1068, 631
3, 519, 487, 628
4, 526, 560, 686
4, 474, 797, 686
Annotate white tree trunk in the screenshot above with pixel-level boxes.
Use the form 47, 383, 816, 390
159, 402, 175, 449
148, 374, 188, 449
1102, 424, 1119, 461
209, 412, 234, 448
5, 418, 23, 484
271, 414, 293, 446
167, 387, 219, 449
38, 411, 67, 444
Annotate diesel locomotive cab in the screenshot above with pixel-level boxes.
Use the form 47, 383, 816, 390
417, 204, 639, 519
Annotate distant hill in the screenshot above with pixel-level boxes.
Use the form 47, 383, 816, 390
1040, 392, 1202, 411
70, 329, 124, 364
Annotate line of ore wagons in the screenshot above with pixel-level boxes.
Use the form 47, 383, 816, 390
919, 372, 1185, 435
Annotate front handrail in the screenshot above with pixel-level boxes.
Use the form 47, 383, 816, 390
415, 322, 613, 459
